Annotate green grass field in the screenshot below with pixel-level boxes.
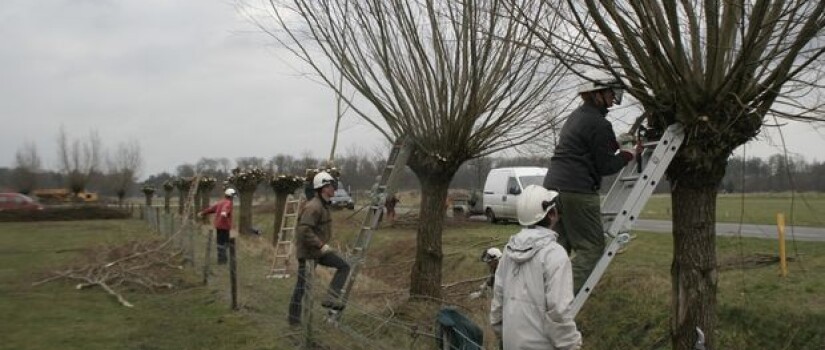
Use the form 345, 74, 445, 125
0, 220, 296, 350
640, 192, 825, 227
2, 204, 823, 349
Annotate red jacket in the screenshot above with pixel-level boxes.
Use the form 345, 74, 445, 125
201, 198, 233, 230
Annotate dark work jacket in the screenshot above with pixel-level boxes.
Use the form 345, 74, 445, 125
544, 103, 627, 193
296, 196, 332, 259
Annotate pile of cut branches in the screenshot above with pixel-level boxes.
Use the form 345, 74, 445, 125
33, 237, 187, 308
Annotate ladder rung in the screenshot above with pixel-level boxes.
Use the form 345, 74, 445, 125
642, 141, 659, 148
274, 254, 291, 259
385, 164, 395, 170
361, 226, 373, 231
620, 176, 640, 182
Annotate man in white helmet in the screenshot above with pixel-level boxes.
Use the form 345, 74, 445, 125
543, 69, 635, 293
490, 185, 581, 350
469, 247, 502, 300
198, 188, 237, 264
288, 171, 351, 326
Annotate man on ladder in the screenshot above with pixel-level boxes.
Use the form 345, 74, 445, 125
288, 171, 351, 326
543, 69, 636, 293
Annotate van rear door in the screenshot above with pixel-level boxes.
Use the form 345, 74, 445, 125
483, 170, 506, 220
501, 176, 521, 219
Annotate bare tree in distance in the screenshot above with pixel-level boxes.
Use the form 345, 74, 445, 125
107, 140, 143, 206
57, 127, 103, 198
265, 0, 568, 298
13, 141, 42, 195
235, 157, 266, 170
176, 164, 195, 178
521, 1, 825, 348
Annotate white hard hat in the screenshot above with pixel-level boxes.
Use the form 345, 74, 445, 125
481, 247, 502, 262
312, 171, 336, 190
224, 188, 237, 197
517, 185, 559, 226
577, 69, 625, 104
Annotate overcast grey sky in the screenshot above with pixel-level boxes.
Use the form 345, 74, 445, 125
2, 1, 824, 180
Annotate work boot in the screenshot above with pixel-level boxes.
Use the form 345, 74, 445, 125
321, 298, 345, 311
217, 246, 228, 265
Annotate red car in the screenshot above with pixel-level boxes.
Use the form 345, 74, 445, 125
0, 193, 45, 211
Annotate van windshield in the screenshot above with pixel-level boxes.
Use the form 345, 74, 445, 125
519, 175, 544, 188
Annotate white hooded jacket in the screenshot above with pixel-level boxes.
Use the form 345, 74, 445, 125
490, 226, 582, 350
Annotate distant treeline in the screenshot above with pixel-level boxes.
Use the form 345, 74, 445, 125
1, 153, 822, 199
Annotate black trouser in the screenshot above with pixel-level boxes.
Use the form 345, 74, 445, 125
216, 229, 230, 264
288, 253, 351, 324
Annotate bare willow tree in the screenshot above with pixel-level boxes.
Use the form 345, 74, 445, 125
13, 141, 42, 195
524, 1, 825, 348
265, 0, 567, 298
107, 141, 143, 206
57, 127, 103, 198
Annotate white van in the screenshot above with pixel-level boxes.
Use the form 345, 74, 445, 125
483, 167, 548, 223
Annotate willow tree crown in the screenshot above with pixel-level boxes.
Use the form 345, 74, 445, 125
546, 1, 825, 125
265, 0, 569, 164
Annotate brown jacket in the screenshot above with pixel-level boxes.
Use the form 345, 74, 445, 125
296, 196, 332, 259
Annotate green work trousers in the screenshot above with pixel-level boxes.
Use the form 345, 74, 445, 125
555, 191, 604, 293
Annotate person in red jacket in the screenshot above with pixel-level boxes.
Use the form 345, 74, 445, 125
198, 188, 236, 264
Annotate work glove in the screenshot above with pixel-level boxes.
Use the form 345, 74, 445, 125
619, 150, 634, 163
320, 244, 332, 255
617, 132, 636, 150
469, 283, 488, 300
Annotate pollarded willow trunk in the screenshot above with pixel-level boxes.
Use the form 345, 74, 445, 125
670, 182, 720, 349
227, 168, 266, 235
175, 178, 194, 217
142, 186, 156, 207
273, 192, 289, 244
666, 122, 735, 350
200, 191, 210, 224
198, 178, 216, 224
177, 190, 186, 215
238, 189, 254, 234
408, 160, 457, 299
270, 175, 304, 246
117, 191, 125, 207
164, 191, 173, 213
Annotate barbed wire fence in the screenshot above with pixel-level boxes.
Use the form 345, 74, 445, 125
135, 201, 497, 350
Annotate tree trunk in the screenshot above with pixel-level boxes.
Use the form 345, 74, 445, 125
178, 191, 185, 215
273, 192, 289, 246
408, 163, 454, 299
144, 194, 152, 206
117, 192, 125, 207
164, 192, 172, 214
668, 154, 726, 350
238, 189, 254, 234
200, 191, 210, 224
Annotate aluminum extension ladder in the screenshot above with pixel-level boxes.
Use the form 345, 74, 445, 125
327, 137, 413, 322
266, 197, 302, 279
569, 123, 685, 317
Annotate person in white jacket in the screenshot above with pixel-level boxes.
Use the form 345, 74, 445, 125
490, 185, 582, 350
